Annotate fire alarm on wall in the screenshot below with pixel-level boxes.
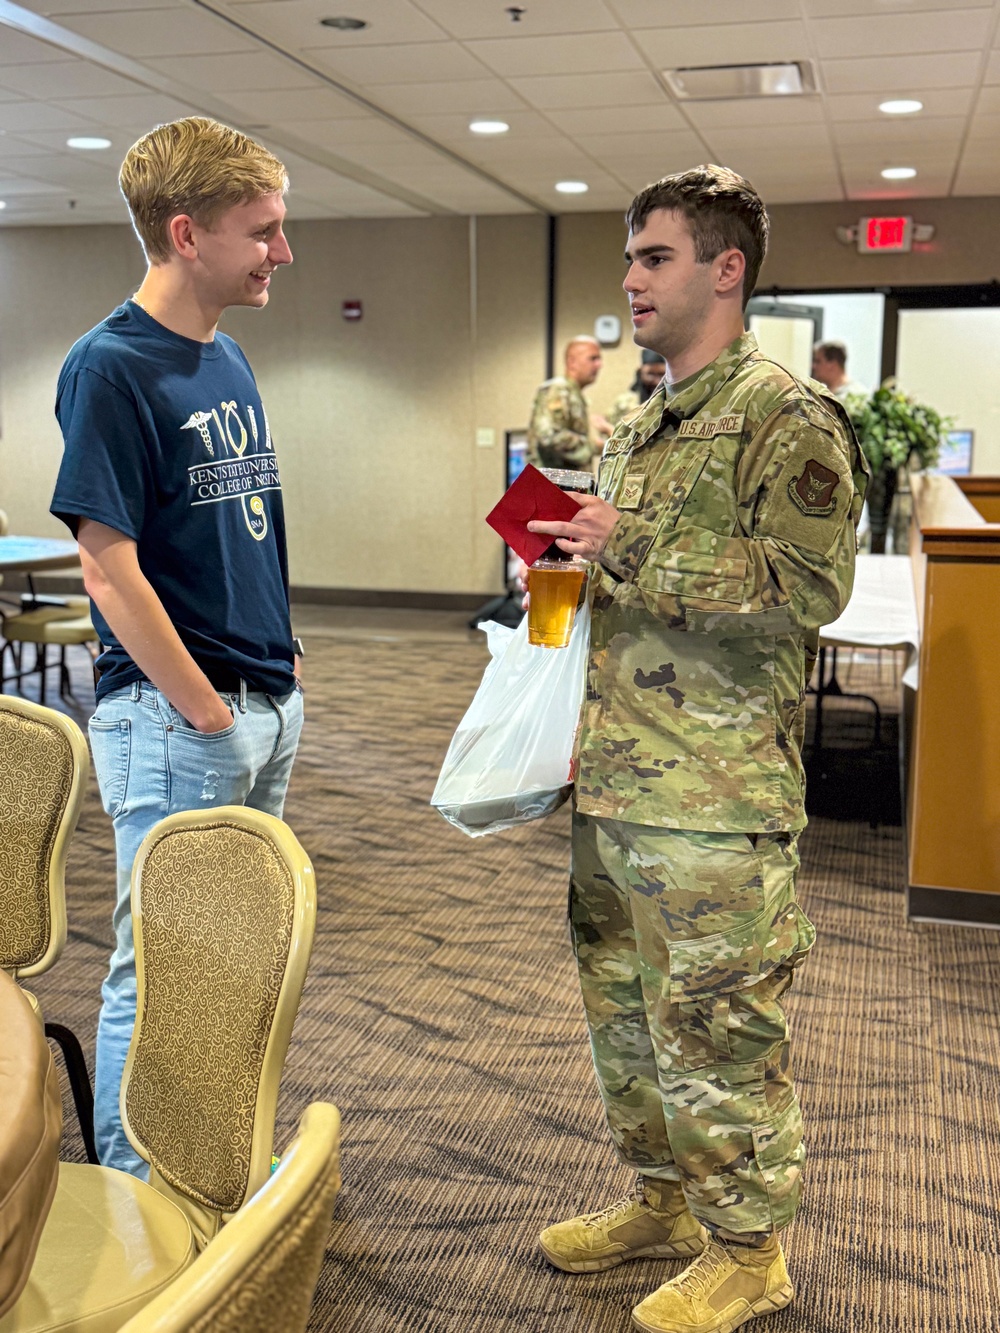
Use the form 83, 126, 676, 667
342, 300, 362, 321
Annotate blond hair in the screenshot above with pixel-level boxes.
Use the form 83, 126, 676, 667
120, 117, 288, 263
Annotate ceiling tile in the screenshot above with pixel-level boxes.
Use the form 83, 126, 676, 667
0, 60, 147, 99
303, 40, 491, 85
822, 51, 981, 94
833, 115, 968, 144
55, 6, 256, 58
219, 87, 365, 121
0, 28, 68, 63
278, 118, 413, 149
702, 126, 835, 158
14, 0, 175, 11
757, 180, 844, 203
465, 32, 643, 78
811, 9, 990, 59
610, 0, 801, 25
826, 88, 975, 120
0, 100, 97, 132
609, 150, 742, 185
373, 78, 528, 114
404, 109, 558, 141
571, 129, 707, 160
543, 103, 686, 135
975, 86, 1000, 114
144, 51, 324, 91
52, 93, 199, 129
413, 0, 619, 40
509, 70, 665, 110
984, 51, 1000, 83
222, 0, 450, 46
0, 174, 65, 195
683, 97, 826, 129
635, 21, 810, 69
967, 113, 1000, 141
803, 0, 990, 15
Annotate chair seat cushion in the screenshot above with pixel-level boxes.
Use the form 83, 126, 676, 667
0, 1165, 196, 1333
2, 610, 96, 646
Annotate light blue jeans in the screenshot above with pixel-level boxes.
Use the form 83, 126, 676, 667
88, 677, 304, 1175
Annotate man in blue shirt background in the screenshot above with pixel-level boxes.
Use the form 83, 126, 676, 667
51, 116, 303, 1175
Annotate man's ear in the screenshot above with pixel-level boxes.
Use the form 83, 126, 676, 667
715, 247, 746, 299
167, 213, 199, 260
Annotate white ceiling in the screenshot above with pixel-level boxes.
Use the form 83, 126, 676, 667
0, 0, 998, 225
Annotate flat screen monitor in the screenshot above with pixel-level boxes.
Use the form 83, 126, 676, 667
507, 429, 528, 488
933, 429, 974, 476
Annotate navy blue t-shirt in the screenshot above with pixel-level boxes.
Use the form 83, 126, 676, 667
51, 301, 296, 701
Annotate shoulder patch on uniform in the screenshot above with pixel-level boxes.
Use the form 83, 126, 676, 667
789, 459, 840, 516
677, 413, 744, 440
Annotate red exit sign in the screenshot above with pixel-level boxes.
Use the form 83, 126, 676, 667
858, 216, 913, 253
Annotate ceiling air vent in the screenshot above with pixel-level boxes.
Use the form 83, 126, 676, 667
663, 62, 817, 101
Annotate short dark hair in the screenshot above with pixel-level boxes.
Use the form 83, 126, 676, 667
625, 164, 769, 308
814, 340, 847, 369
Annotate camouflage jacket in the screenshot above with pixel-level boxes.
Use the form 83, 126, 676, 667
608, 388, 641, 429
576, 331, 869, 833
527, 376, 597, 469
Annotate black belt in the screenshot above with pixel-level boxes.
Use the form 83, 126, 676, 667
200, 666, 246, 693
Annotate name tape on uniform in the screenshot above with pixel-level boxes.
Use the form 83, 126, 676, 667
677, 413, 744, 440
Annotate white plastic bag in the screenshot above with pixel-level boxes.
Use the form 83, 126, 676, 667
431, 601, 590, 837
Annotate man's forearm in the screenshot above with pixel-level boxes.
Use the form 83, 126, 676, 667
79, 520, 232, 732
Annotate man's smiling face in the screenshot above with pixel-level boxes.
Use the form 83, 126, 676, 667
188, 192, 293, 312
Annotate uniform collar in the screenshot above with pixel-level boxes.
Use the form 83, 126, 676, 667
629, 331, 759, 440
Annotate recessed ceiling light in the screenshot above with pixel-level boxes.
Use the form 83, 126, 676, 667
469, 119, 509, 135
555, 180, 588, 194
67, 136, 111, 150
879, 99, 923, 115
0, 201, 6, 210
881, 166, 917, 180
320, 16, 367, 29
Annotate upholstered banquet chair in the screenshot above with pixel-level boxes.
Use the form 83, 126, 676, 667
0, 805, 318, 1333
0, 969, 62, 1321
0, 597, 99, 704
0, 694, 96, 1161
119, 1102, 340, 1333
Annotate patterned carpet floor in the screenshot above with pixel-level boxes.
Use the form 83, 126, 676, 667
22, 611, 1000, 1333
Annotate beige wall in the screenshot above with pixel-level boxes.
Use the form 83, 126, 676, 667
4, 193, 1000, 596
0, 214, 547, 596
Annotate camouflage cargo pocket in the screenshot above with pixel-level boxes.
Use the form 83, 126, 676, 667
752, 1097, 806, 1231
668, 896, 815, 1072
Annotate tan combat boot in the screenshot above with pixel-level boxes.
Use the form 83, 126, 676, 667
631, 1232, 793, 1333
538, 1177, 707, 1274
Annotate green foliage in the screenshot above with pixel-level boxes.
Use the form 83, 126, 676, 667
843, 380, 952, 473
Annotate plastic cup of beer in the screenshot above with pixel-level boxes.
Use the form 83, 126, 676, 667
527, 557, 587, 649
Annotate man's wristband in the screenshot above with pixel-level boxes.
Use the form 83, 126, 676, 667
292, 636, 305, 659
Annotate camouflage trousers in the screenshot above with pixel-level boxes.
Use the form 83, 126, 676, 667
570, 811, 816, 1240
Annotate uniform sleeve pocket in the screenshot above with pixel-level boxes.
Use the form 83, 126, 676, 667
643, 550, 747, 604
88, 717, 131, 818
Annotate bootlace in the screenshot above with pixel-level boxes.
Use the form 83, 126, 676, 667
584, 1178, 645, 1228
672, 1243, 732, 1298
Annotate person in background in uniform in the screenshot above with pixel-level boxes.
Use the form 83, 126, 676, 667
525, 165, 867, 1333
527, 335, 610, 468
811, 340, 868, 401
609, 348, 667, 428
50, 118, 304, 1176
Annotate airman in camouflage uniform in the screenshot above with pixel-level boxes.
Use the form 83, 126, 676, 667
527, 335, 606, 469
608, 350, 667, 429
529, 167, 868, 1333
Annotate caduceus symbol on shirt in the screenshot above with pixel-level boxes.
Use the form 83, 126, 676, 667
180, 411, 216, 457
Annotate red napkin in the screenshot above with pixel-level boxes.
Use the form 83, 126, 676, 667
485, 464, 585, 566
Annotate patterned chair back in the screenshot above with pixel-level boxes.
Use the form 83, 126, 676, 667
0, 695, 89, 979
121, 806, 317, 1248
118, 1102, 340, 1333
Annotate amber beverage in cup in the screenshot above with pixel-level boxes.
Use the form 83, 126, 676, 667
527, 558, 586, 649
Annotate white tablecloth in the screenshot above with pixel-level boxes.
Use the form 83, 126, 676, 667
820, 554, 920, 688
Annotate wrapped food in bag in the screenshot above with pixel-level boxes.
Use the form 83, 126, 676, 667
430, 602, 589, 837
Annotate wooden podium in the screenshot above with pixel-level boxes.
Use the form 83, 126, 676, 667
907, 473, 1000, 925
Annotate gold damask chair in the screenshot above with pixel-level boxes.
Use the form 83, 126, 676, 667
0, 969, 62, 1321
119, 1102, 340, 1333
0, 694, 97, 1162
0, 806, 318, 1333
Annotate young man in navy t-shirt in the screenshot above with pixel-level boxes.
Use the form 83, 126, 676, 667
51, 117, 304, 1175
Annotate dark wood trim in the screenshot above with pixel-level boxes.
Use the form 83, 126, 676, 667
289, 586, 487, 611
908, 884, 1000, 929
880, 293, 899, 385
